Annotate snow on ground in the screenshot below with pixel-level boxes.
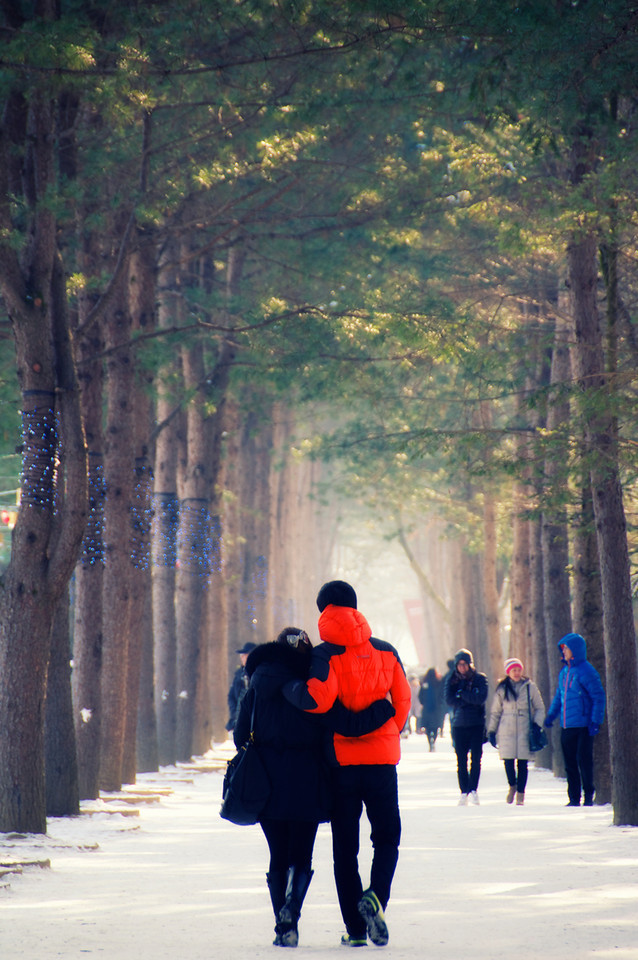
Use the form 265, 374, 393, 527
1, 732, 637, 960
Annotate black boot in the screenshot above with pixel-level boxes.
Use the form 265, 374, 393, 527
266, 871, 288, 946
277, 867, 313, 947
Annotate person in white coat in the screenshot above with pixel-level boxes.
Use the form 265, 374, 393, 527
487, 658, 545, 805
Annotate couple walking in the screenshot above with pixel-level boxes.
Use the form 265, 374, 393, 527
233, 580, 412, 948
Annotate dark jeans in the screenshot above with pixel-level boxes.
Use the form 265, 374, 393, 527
330, 764, 401, 939
451, 724, 484, 794
561, 726, 595, 804
504, 758, 528, 792
260, 818, 319, 873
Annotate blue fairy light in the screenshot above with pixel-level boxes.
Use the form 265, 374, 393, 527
80, 454, 106, 567
151, 492, 179, 567
130, 457, 153, 570
176, 498, 214, 579
20, 391, 58, 509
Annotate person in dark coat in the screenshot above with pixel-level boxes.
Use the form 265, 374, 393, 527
226, 642, 257, 732
418, 668, 445, 751
444, 648, 489, 805
234, 626, 394, 949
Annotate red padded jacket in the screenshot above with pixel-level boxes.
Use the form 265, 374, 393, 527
286, 604, 412, 766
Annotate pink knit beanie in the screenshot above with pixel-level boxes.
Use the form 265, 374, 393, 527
504, 658, 524, 675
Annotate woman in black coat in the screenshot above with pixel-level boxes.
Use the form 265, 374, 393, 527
234, 627, 394, 948
418, 667, 445, 751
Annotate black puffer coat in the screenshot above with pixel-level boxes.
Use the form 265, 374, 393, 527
444, 666, 488, 728
234, 642, 394, 823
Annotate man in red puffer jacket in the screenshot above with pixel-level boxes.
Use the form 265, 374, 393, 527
284, 580, 412, 948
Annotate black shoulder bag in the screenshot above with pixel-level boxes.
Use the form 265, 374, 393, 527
220, 694, 271, 825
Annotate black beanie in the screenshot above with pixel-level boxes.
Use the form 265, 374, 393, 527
454, 648, 474, 667
316, 580, 357, 613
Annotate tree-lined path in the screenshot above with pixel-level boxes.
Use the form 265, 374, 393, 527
1, 1, 638, 833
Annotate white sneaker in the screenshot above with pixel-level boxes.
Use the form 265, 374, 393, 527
458, 793, 469, 806
468, 791, 480, 805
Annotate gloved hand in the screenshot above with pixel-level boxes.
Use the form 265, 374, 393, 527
488, 731, 497, 748
588, 723, 600, 736
544, 718, 554, 729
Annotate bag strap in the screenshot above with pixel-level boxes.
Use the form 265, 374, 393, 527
248, 690, 257, 743
526, 684, 533, 723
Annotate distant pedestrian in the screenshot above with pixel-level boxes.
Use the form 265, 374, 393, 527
487, 658, 545, 805
226, 642, 256, 732
544, 633, 606, 806
444, 648, 488, 805
407, 674, 421, 735
418, 668, 445, 751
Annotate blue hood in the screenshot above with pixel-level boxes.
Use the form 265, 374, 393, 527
557, 632, 587, 663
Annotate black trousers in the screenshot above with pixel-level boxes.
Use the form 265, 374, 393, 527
330, 764, 401, 939
504, 758, 528, 792
451, 724, 484, 794
561, 726, 595, 804
260, 818, 319, 874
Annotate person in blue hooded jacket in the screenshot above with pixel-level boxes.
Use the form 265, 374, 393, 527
544, 633, 606, 806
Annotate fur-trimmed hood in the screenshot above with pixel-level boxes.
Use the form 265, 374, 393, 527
244, 641, 310, 700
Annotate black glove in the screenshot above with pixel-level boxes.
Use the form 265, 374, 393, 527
488, 731, 497, 748
329, 698, 395, 737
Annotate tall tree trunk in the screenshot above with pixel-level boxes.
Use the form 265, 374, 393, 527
0, 282, 87, 830
295, 456, 327, 637
207, 510, 228, 743
268, 404, 294, 628
99, 274, 135, 792
509, 476, 531, 663
568, 229, 638, 825
152, 474, 180, 762
529, 517, 553, 770
122, 449, 153, 781
572, 482, 609, 803
72, 241, 106, 799
238, 407, 271, 643
396, 521, 453, 667
72, 398, 105, 800
44, 257, 87, 818
0, 66, 88, 830
45, 589, 79, 817
122, 235, 156, 782
151, 250, 182, 765
192, 596, 213, 756
175, 337, 213, 761
175, 242, 240, 759
460, 548, 488, 672
482, 490, 501, 689
221, 399, 242, 710
541, 307, 573, 776
136, 589, 158, 772
523, 335, 553, 769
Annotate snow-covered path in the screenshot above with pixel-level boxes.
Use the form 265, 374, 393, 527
1, 733, 637, 960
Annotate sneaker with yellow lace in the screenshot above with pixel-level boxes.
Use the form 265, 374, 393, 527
357, 889, 388, 946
